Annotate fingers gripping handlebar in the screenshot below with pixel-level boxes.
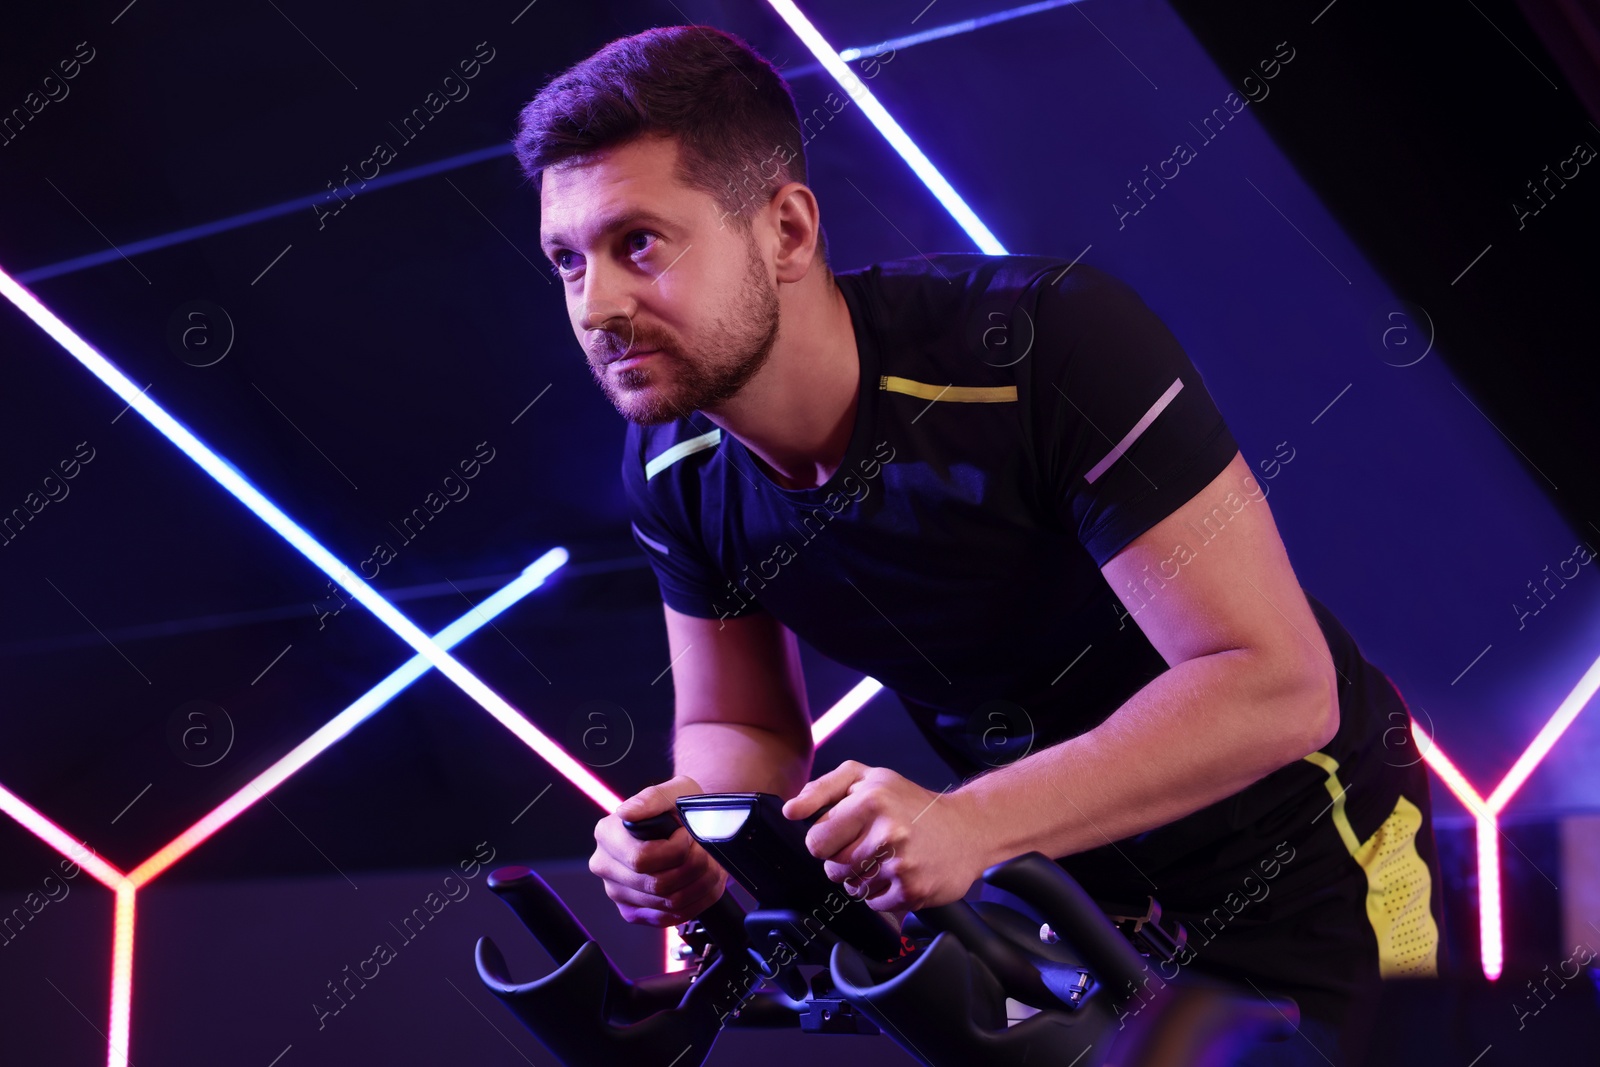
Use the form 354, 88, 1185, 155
619, 809, 752, 962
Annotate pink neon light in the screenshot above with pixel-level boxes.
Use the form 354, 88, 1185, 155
1410, 645, 1600, 980
1417, 730, 1489, 816
1415, 728, 1502, 979
1474, 815, 1503, 981
0, 786, 135, 1061
108, 886, 136, 1067
487, 706, 623, 812
0, 782, 127, 891
811, 677, 884, 745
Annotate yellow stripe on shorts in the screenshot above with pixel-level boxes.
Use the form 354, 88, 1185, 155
1302, 751, 1440, 979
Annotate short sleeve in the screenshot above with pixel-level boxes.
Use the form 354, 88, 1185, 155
620, 426, 761, 620
1028, 266, 1239, 567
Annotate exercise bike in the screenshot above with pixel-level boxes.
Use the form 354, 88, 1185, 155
472, 792, 1301, 1066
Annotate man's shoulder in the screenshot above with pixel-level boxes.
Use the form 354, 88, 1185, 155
840, 253, 1135, 378
841, 252, 1127, 302
842, 254, 1136, 345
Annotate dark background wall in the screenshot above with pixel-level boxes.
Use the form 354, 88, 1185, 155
1, 0, 1596, 1063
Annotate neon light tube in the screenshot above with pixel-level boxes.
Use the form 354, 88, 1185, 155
107, 886, 136, 1067
1415, 725, 1503, 980
0, 782, 126, 890
1417, 729, 1489, 818
764, 0, 1008, 254
1486, 650, 1600, 812
811, 677, 884, 745
1475, 815, 1502, 981
835, 0, 1087, 63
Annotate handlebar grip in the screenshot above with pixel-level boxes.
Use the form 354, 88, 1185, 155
485, 866, 598, 966
623, 807, 750, 958
622, 810, 682, 841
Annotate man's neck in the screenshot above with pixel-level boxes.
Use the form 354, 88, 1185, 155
701, 274, 859, 491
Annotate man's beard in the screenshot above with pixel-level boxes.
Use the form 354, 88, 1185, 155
587, 238, 780, 425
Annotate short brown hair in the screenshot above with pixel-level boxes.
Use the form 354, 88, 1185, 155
514, 25, 825, 258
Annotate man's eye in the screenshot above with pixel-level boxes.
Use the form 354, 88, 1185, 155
550, 250, 575, 274
627, 232, 657, 256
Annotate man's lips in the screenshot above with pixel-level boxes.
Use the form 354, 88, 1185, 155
599, 348, 660, 367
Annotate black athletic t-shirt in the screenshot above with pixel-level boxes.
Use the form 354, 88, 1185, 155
622, 255, 1415, 990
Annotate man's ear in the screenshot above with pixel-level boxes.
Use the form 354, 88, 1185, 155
769, 182, 823, 284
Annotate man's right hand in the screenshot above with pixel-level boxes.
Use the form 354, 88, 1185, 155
590, 774, 729, 928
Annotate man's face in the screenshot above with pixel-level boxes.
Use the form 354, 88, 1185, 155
539, 134, 780, 424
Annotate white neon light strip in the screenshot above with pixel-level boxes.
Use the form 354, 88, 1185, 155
764, 0, 1008, 254
1486, 649, 1600, 812
835, 0, 1087, 63
811, 677, 884, 745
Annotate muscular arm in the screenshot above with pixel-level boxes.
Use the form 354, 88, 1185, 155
956, 451, 1339, 868
664, 604, 815, 799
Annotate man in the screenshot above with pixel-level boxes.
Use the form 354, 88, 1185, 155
513, 23, 1442, 1060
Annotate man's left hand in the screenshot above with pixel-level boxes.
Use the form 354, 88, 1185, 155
782, 760, 987, 915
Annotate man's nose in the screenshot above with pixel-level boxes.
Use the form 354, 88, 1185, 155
579, 259, 637, 336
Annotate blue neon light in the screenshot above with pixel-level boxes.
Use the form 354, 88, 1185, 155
766, 0, 1008, 255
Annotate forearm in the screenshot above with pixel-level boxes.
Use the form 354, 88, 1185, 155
673, 719, 814, 799
958, 649, 1335, 869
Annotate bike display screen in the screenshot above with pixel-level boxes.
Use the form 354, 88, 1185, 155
676, 792, 908, 962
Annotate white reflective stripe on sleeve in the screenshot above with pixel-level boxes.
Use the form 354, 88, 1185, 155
645, 428, 722, 480
1084, 377, 1184, 484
